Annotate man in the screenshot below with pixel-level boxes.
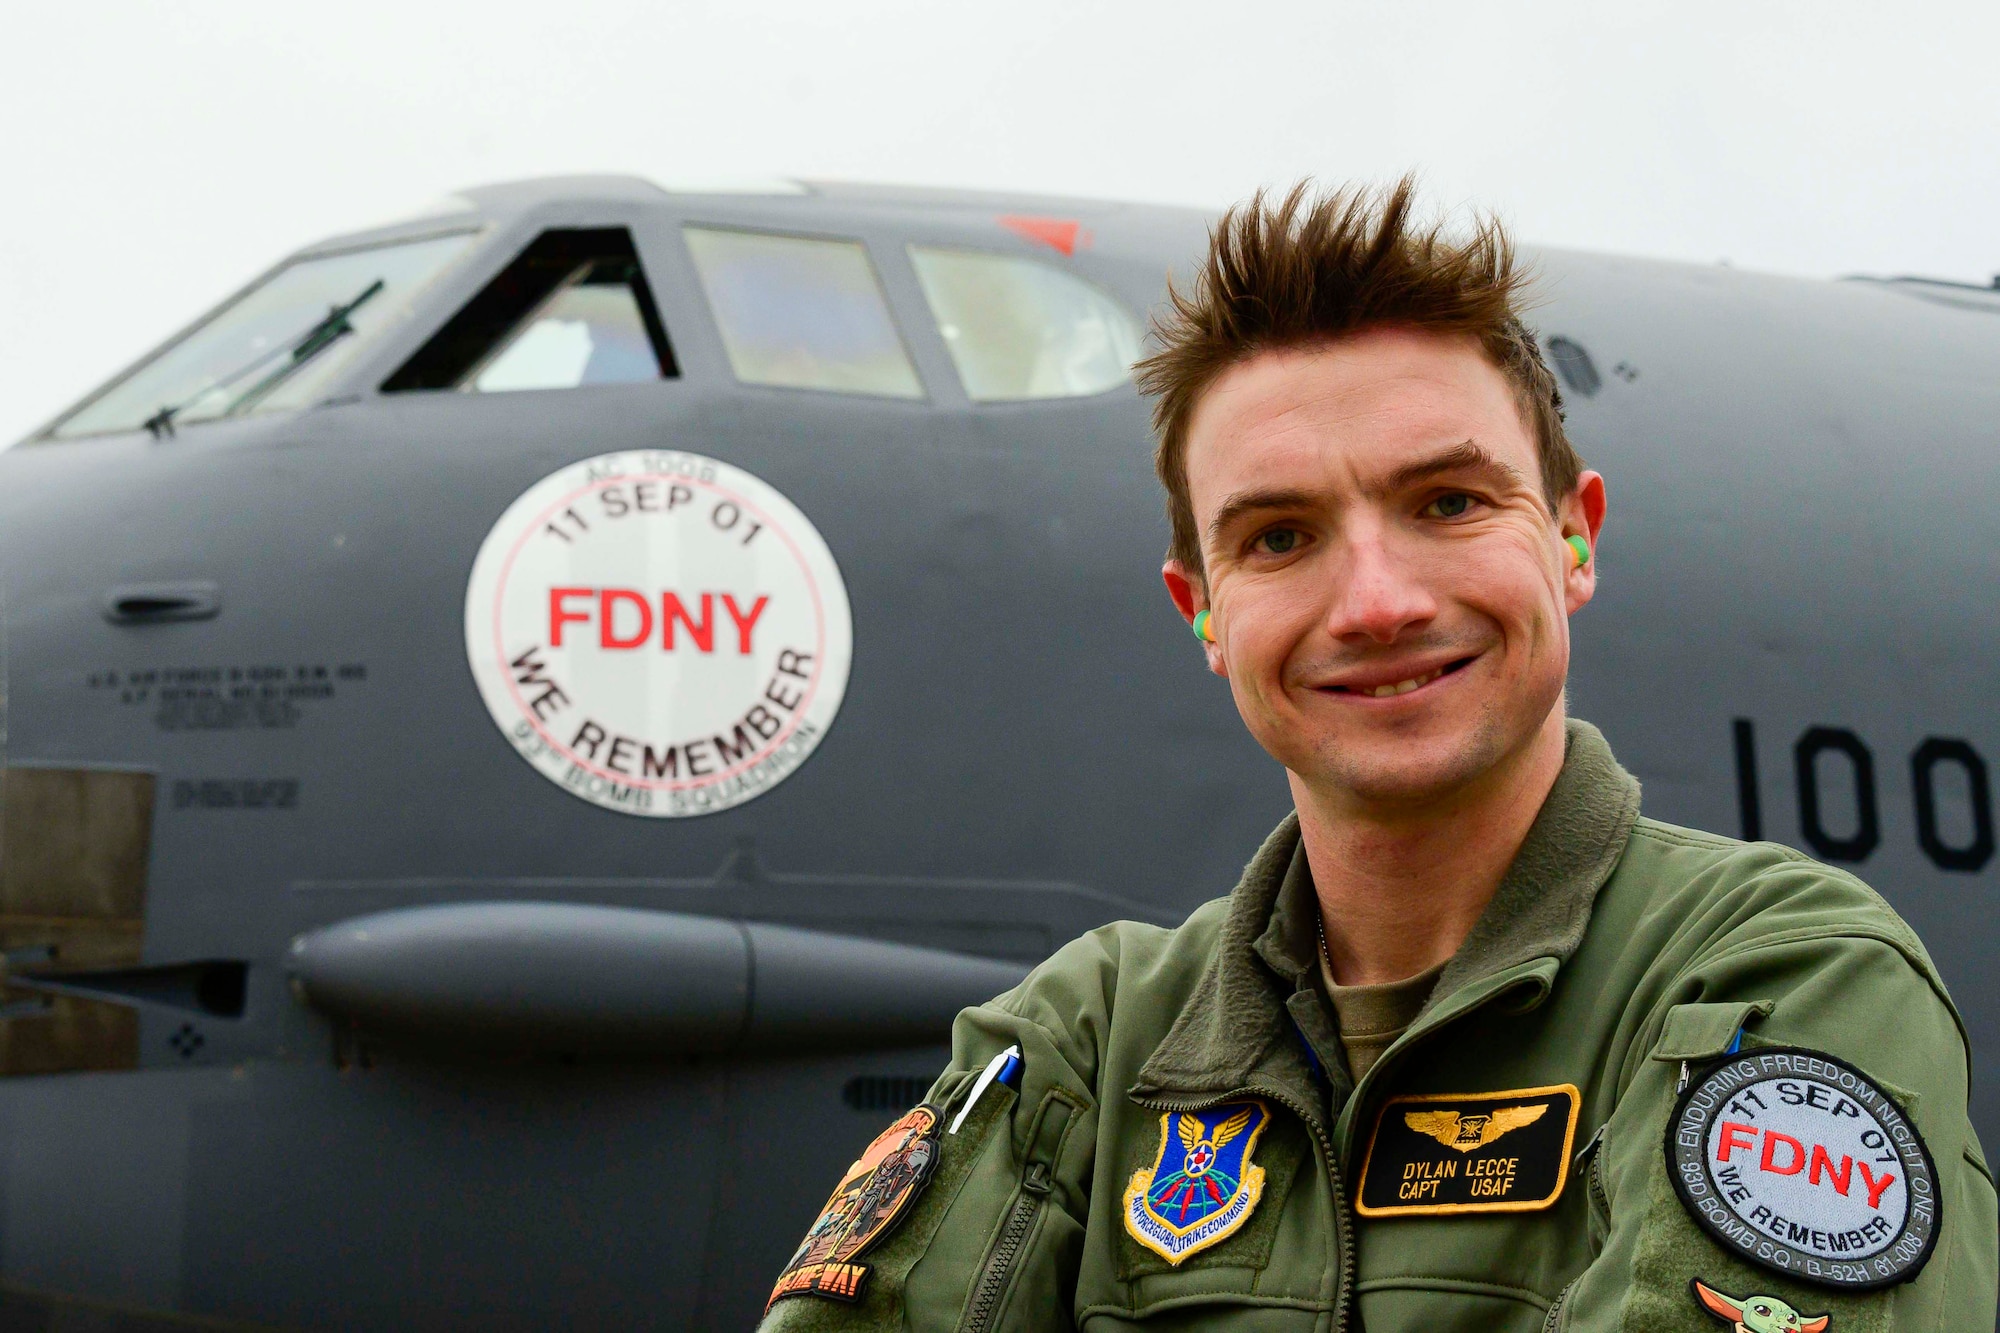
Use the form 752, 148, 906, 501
759, 181, 1997, 1332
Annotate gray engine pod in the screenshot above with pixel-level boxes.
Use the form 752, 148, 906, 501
286, 901, 1028, 1055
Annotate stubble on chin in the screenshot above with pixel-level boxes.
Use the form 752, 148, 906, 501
1277, 665, 1573, 812
1294, 706, 1515, 809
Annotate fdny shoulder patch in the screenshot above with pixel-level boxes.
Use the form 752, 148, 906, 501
1122, 1099, 1271, 1264
1355, 1083, 1581, 1216
1667, 1047, 1939, 1291
766, 1104, 942, 1312
1691, 1278, 1831, 1332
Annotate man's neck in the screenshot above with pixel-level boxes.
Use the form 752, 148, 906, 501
1294, 709, 1569, 987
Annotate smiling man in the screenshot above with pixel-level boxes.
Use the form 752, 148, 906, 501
759, 183, 1995, 1332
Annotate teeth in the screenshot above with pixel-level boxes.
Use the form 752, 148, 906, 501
1365, 669, 1441, 698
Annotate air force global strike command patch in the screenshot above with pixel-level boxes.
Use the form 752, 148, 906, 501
1122, 1100, 1271, 1264
1356, 1084, 1581, 1216
1668, 1048, 1939, 1291
766, 1105, 942, 1311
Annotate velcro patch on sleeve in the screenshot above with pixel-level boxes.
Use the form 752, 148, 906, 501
1355, 1083, 1580, 1216
1666, 1047, 1939, 1291
767, 1104, 943, 1312
1621, 1124, 1890, 1333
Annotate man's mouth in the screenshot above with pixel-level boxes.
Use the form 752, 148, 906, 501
1325, 657, 1476, 698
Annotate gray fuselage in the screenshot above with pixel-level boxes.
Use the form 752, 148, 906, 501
0, 177, 1992, 1330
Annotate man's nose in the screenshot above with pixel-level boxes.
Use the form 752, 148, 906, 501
1325, 533, 1437, 644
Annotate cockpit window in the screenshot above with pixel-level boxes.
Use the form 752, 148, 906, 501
908, 247, 1142, 402
467, 263, 659, 391
46, 230, 477, 440
382, 228, 675, 394
683, 227, 922, 399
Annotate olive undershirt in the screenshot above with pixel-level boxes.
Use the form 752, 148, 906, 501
1317, 949, 1447, 1084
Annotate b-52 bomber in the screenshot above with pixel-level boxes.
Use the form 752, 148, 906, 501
0, 174, 1993, 1330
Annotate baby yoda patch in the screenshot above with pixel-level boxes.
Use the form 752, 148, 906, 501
1668, 1047, 1938, 1290
1691, 1278, 1830, 1332
1355, 1083, 1580, 1216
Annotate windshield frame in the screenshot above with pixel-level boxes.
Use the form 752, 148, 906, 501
32, 222, 488, 444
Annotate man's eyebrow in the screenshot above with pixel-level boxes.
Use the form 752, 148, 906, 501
1205, 487, 1318, 546
1203, 443, 1536, 548
1377, 439, 1530, 496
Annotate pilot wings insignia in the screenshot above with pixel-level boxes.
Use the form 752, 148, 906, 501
1404, 1103, 1549, 1152
1123, 1099, 1271, 1264
1357, 1084, 1581, 1217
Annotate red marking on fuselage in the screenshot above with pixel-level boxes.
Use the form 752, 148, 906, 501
998, 214, 1084, 256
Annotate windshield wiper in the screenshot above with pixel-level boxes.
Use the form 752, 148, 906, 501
144, 278, 386, 438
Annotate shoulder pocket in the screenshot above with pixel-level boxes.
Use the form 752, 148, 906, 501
1648, 1001, 1773, 1064
957, 1089, 1083, 1333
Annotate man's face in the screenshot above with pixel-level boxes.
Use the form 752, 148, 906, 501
1170, 327, 1604, 811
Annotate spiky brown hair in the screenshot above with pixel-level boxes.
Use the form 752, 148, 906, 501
1133, 177, 1578, 575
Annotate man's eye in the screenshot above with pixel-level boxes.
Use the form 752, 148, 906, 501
1256, 529, 1299, 555
1426, 493, 1473, 518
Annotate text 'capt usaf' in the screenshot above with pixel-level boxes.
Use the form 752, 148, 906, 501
464, 450, 853, 818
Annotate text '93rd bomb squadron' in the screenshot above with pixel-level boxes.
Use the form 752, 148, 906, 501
464, 450, 854, 817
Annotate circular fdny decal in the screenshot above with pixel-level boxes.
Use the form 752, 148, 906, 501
1667, 1046, 1939, 1290
464, 450, 852, 818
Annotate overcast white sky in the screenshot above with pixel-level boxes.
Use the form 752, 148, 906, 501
3, 0, 1996, 444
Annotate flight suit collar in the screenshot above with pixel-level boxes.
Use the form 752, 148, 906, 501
1130, 719, 1641, 1111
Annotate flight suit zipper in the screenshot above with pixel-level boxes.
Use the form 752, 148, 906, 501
960, 1164, 1051, 1333
1540, 1280, 1574, 1333
1540, 1125, 1608, 1331
958, 1093, 1078, 1333
1574, 1123, 1610, 1249
1142, 1084, 1356, 1333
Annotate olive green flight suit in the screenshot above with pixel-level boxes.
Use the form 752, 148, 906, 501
761, 722, 1997, 1331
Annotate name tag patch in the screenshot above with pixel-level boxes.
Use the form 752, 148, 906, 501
1667, 1047, 1938, 1290
1356, 1083, 1581, 1216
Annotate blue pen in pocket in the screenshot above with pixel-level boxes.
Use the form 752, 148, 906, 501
948, 1045, 1023, 1135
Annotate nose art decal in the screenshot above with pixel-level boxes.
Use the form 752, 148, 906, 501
464, 449, 853, 818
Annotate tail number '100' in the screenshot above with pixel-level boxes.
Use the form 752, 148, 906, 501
1732, 719, 1994, 872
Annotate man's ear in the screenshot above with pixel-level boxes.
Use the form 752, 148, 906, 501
1565, 470, 1607, 546
1560, 470, 1608, 615
1162, 561, 1227, 677
1162, 561, 1203, 623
